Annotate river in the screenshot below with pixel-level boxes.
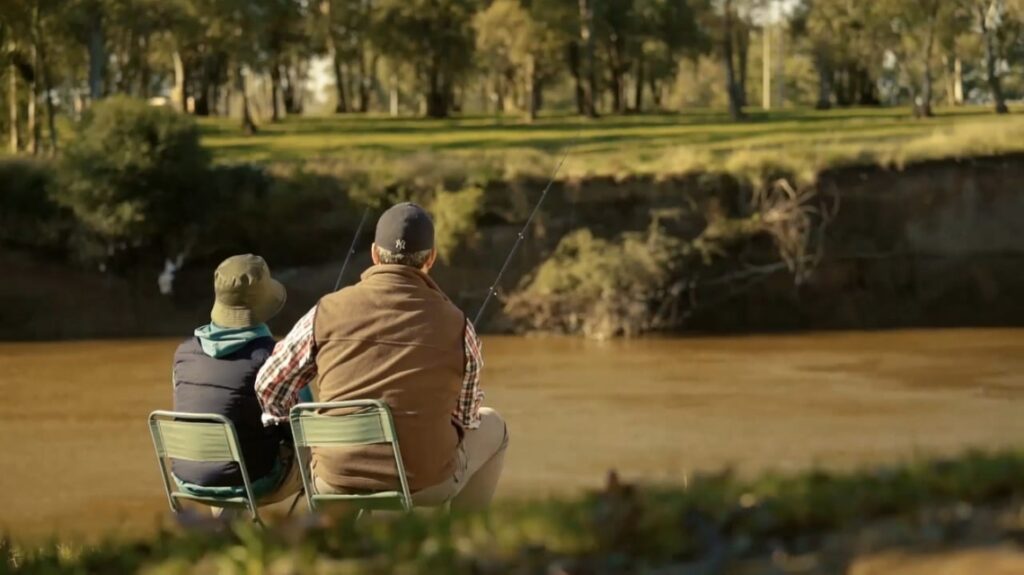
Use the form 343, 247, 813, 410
0, 328, 1022, 540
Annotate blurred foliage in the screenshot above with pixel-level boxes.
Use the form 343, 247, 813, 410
506, 178, 825, 339
505, 225, 684, 338
4, 450, 1024, 574
54, 96, 211, 265
430, 185, 484, 263
0, 157, 72, 253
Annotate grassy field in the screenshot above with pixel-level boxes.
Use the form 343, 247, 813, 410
200, 106, 1024, 182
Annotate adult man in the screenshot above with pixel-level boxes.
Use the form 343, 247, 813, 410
172, 254, 302, 507
255, 203, 508, 509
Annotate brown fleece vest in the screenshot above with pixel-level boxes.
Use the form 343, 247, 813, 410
312, 264, 465, 492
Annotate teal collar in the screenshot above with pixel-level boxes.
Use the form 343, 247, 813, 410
194, 323, 272, 358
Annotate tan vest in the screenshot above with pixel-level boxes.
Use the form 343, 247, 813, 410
312, 264, 466, 492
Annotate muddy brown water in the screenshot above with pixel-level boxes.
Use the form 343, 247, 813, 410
1, 329, 1022, 541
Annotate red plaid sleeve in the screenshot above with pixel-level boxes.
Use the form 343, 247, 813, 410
255, 305, 318, 425
454, 319, 485, 430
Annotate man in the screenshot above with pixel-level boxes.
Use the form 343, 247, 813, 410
255, 203, 508, 509
172, 254, 302, 507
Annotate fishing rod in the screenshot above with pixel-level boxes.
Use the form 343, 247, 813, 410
472, 138, 578, 328
333, 206, 371, 291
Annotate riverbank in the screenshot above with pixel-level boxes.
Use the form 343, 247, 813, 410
6, 450, 1024, 574
3, 150, 1024, 340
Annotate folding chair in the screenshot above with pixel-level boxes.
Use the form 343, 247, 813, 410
289, 400, 413, 514
148, 410, 265, 525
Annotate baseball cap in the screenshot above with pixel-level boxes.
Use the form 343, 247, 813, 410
373, 202, 435, 254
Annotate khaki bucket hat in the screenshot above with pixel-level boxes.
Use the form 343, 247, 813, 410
210, 254, 287, 328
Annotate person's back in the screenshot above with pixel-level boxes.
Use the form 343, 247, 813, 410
169, 254, 301, 505
256, 203, 509, 509
172, 333, 278, 485
312, 263, 466, 492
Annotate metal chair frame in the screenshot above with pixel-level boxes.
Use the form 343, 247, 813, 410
148, 410, 264, 525
289, 400, 413, 513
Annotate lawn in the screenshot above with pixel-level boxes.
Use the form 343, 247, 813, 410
200, 106, 1024, 181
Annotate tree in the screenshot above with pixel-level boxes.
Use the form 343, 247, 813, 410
372, 0, 476, 118
719, 0, 746, 120
576, 0, 599, 117
972, 0, 1022, 114
320, 0, 375, 114
56, 96, 212, 267
474, 0, 564, 120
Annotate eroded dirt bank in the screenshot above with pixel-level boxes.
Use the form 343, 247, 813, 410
3, 154, 1023, 339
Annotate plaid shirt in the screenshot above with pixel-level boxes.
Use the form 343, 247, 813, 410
255, 305, 485, 429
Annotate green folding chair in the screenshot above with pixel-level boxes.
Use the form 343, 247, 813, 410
148, 410, 265, 525
289, 400, 413, 514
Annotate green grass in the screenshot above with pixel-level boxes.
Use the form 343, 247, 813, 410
200, 106, 1024, 183
5, 449, 1024, 574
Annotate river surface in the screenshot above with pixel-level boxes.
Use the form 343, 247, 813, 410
1, 329, 1022, 540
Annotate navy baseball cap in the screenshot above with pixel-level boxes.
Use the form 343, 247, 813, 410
374, 202, 435, 254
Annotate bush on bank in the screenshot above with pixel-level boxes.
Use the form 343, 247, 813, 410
55, 96, 212, 267
0, 98, 491, 275
4, 450, 1024, 574
0, 158, 71, 254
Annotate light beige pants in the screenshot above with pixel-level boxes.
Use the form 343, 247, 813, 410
314, 407, 509, 510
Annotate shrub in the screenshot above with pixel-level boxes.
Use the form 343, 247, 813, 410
55, 96, 211, 264
431, 184, 483, 262
0, 157, 71, 253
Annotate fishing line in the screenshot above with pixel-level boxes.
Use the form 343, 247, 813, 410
333, 206, 371, 291
472, 121, 583, 328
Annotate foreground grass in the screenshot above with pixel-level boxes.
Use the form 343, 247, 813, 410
200, 106, 1024, 183
5, 450, 1024, 574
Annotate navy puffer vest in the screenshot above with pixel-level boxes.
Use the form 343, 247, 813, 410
171, 336, 283, 486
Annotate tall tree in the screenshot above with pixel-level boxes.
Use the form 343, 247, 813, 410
720, 0, 745, 120
973, 0, 1019, 114
372, 0, 476, 118
577, 0, 599, 117
475, 0, 565, 121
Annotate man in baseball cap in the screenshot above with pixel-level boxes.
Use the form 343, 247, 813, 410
256, 203, 508, 509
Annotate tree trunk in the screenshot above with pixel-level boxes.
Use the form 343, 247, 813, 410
568, 42, 585, 115
980, 4, 1009, 114
425, 64, 447, 118
633, 53, 645, 113
914, 3, 939, 118
735, 21, 750, 108
357, 50, 373, 113
389, 73, 399, 117
172, 50, 188, 112
953, 57, 964, 106
649, 75, 662, 109
8, 49, 17, 153
332, 47, 348, 113
813, 50, 831, 110
526, 57, 537, 123
270, 63, 282, 121
578, 0, 598, 118
608, 32, 626, 113
533, 75, 544, 113
722, 0, 744, 121
87, 11, 105, 102
138, 34, 151, 98
855, 67, 879, 106
27, 37, 38, 155
237, 66, 257, 134
34, 1, 57, 153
